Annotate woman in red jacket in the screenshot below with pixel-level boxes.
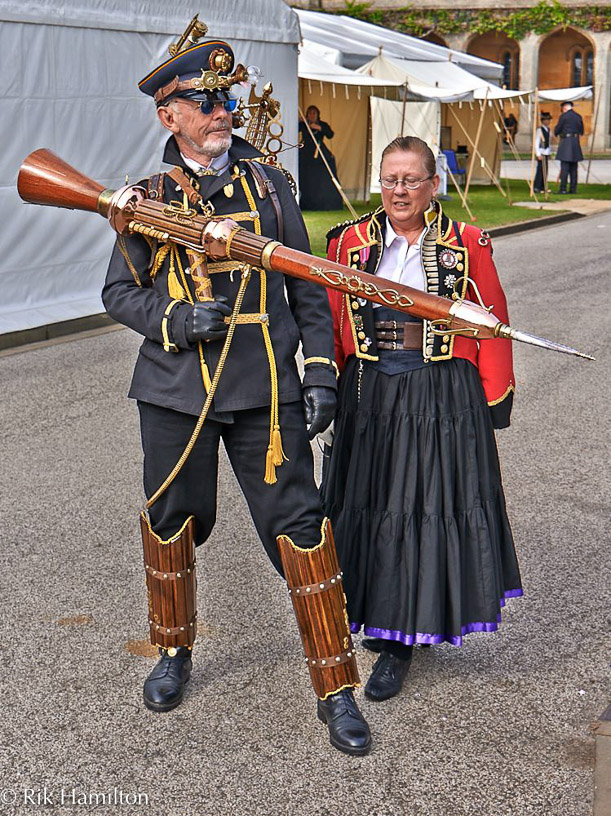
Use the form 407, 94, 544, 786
321, 136, 522, 702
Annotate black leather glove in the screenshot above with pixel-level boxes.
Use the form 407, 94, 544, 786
303, 386, 337, 440
185, 297, 232, 344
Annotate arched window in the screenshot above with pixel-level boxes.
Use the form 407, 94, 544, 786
502, 52, 512, 88
585, 50, 594, 86
501, 50, 519, 89
572, 50, 583, 86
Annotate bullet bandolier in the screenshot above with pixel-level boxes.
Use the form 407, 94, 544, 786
102, 18, 371, 756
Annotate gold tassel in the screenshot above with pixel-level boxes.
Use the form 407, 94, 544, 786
264, 446, 278, 485
151, 243, 171, 280
271, 425, 288, 467
167, 269, 187, 301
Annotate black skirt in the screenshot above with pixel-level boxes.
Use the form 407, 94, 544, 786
321, 356, 523, 647
298, 147, 342, 211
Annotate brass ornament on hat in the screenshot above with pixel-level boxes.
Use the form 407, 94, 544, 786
168, 14, 209, 56
209, 49, 232, 73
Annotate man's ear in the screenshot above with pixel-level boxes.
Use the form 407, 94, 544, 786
157, 105, 179, 134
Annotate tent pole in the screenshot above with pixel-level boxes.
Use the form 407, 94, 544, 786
585, 88, 601, 184
400, 82, 408, 137
364, 98, 372, 204
464, 90, 488, 201
493, 98, 520, 204
528, 88, 539, 198
448, 97, 506, 196
298, 105, 358, 218
445, 159, 475, 221
495, 98, 522, 165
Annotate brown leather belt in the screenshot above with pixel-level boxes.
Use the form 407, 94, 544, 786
374, 321, 422, 350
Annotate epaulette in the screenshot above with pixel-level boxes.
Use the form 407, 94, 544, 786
325, 209, 378, 242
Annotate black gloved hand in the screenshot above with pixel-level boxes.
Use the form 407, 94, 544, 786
185, 297, 232, 344
303, 386, 337, 440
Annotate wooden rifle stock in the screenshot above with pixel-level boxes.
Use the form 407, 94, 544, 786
16, 149, 594, 359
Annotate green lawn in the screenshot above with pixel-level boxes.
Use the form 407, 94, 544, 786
302, 178, 611, 257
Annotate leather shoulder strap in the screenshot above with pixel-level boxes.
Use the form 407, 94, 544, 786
247, 162, 284, 243
167, 166, 202, 207
147, 172, 166, 201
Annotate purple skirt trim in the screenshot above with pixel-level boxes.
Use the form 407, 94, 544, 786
350, 589, 524, 648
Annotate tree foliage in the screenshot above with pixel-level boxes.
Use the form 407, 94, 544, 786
338, 1, 611, 38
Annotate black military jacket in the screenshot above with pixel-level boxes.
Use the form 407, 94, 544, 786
554, 109, 584, 162
102, 136, 337, 417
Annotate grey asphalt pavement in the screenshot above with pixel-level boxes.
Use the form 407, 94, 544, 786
0, 214, 609, 816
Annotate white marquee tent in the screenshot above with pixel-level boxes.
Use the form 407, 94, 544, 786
295, 8, 503, 81
0, 0, 301, 337
358, 54, 530, 191
538, 86, 593, 102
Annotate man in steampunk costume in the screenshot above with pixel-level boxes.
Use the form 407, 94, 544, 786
102, 20, 371, 756
554, 100, 584, 195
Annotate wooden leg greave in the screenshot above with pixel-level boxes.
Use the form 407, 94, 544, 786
277, 518, 360, 700
140, 512, 197, 650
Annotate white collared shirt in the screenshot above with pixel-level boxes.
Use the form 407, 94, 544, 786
535, 126, 552, 158
374, 221, 426, 306
180, 150, 231, 176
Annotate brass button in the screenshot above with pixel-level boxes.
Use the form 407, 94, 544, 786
456, 263, 464, 272
358, 331, 366, 340
443, 334, 450, 343
441, 344, 449, 353
360, 343, 369, 352
351, 301, 359, 310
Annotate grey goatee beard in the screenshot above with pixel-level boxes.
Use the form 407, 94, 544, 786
182, 131, 232, 160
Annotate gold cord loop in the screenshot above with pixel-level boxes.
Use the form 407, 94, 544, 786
145, 263, 252, 508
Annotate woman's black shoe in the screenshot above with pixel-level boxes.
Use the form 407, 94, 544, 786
317, 689, 372, 756
365, 650, 411, 702
143, 647, 192, 712
362, 637, 384, 653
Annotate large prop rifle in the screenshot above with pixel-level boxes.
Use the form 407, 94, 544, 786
17, 149, 593, 360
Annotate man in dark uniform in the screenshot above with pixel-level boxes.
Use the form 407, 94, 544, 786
554, 101, 584, 194
102, 24, 371, 756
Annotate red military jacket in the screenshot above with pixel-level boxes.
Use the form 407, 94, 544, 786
326, 204, 515, 425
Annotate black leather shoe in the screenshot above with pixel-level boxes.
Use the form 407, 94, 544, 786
143, 647, 192, 712
362, 637, 384, 653
365, 650, 411, 702
317, 689, 372, 756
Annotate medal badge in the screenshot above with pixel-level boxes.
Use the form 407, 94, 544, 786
440, 248, 458, 269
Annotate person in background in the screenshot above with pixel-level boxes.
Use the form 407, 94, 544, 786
554, 101, 584, 195
503, 111, 518, 144
298, 105, 343, 210
322, 135, 522, 703
534, 111, 553, 194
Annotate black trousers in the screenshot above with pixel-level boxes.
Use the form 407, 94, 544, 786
533, 156, 548, 192
138, 400, 324, 575
560, 161, 578, 193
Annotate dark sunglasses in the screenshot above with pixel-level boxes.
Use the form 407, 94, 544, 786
199, 98, 237, 115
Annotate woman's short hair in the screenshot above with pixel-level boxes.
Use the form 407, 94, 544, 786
381, 136, 436, 178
